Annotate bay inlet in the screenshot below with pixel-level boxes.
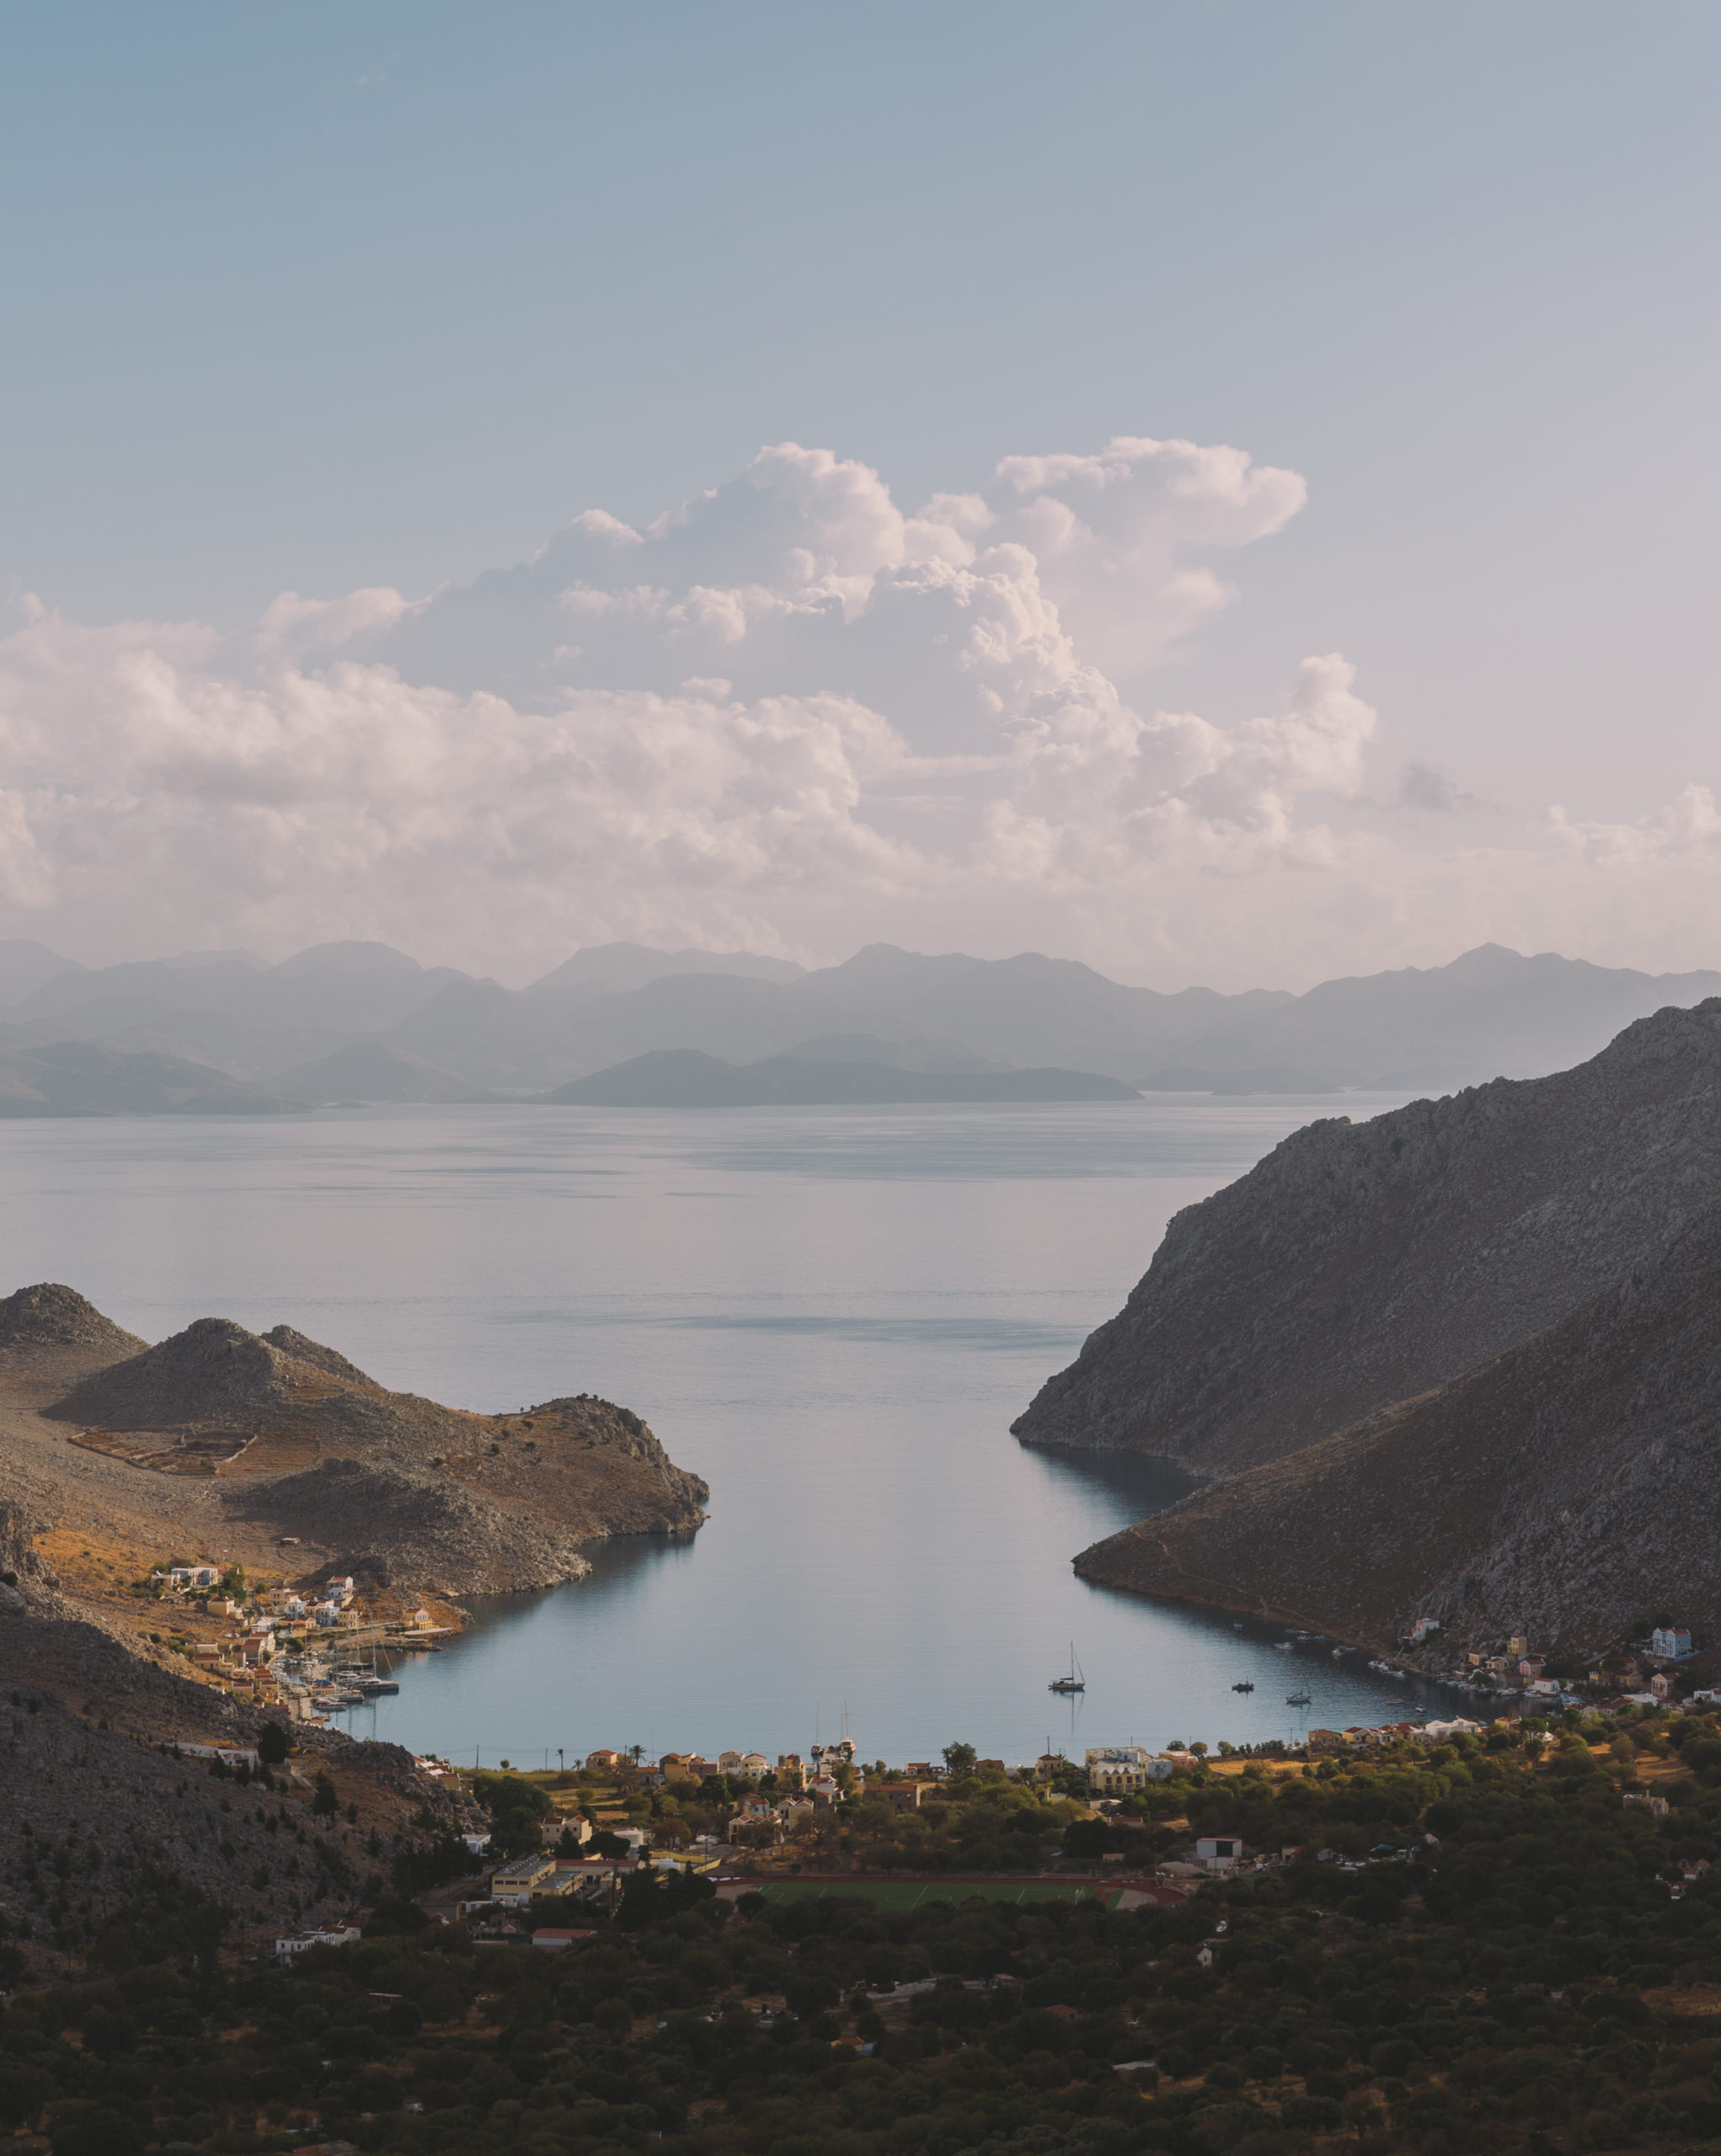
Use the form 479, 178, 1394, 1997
0, 1096, 1454, 1762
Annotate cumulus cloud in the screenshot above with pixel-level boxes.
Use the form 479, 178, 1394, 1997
1, 432, 1717, 985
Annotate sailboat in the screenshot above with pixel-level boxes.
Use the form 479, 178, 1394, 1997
1049, 1643, 1085, 1694
1285, 1690, 1312, 1707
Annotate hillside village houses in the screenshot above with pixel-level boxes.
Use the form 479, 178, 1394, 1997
1085, 1746, 1178, 1795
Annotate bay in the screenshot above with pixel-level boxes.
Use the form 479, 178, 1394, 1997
0, 1095, 1463, 1768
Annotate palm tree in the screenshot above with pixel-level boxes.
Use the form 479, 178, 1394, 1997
628, 1743, 646, 1767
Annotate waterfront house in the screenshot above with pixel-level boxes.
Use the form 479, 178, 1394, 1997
809, 1774, 843, 1806
875, 1783, 933, 1813
776, 1753, 808, 1790
1084, 1746, 1155, 1795
1653, 1626, 1696, 1660
585, 1749, 623, 1771
719, 1751, 770, 1780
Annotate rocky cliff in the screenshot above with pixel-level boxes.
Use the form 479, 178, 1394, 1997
1013, 997, 1721, 1474
1073, 1203, 1721, 1655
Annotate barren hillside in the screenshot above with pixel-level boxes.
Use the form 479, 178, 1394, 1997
1072, 1203, 1721, 1657
1015, 997, 1721, 1473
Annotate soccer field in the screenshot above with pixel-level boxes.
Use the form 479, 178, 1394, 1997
752, 1880, 1120, 1911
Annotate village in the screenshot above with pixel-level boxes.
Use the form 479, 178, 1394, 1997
265, 1650, 1713, 1964
137, 1556, 459, 1721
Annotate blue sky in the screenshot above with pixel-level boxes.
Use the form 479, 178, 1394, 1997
3, 3, 1719, 982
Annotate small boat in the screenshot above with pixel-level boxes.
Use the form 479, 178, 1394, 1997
1273, 1641, 1295, 1652
1286, 1692, 1312, 1707
1049, 1642, 1086, 1694
1232, 1681, 1254, 1693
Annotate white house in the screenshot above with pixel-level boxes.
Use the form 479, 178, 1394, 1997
275, 1922, 361, 1962
1195, 1837, 1243, 1872
1653, 1627, 1695, 1661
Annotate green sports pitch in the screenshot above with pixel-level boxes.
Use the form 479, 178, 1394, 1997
751, 1881, 1123, 1911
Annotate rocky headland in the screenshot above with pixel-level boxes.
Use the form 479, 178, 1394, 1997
3, 1283, 708, 1601
1015, 998, 1721, 1656
0, 1283, 707, 1969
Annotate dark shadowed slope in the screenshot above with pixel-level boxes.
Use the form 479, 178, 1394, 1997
1073, 1205, 1721, 1657
1014, 997, 1721, 1473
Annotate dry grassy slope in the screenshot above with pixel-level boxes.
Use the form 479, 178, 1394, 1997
1073, 1208, 1721, 1656
2, 1284, 708, 1602
1015, 996, 1721, 1473
0, 1503, 468, 1977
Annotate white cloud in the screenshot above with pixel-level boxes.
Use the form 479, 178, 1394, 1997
1, 433, 1718, 987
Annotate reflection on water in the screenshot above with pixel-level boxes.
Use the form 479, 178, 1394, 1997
0, 1095, 1458, 1764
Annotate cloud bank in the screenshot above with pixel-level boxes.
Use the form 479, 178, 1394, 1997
2, 435, 1718, 988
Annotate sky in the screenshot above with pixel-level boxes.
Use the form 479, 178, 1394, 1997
3, 2, 1719, 990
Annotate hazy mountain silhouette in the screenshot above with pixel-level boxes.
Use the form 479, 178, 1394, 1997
2, 937, 1718, 1105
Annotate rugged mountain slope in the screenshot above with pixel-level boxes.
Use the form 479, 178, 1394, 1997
1073, 1205, 1721, 1656
3, 1294, 707, 1597
1014, 997, 1721, 1472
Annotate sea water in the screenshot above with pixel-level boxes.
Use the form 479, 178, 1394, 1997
0, 1096, 1463, 1766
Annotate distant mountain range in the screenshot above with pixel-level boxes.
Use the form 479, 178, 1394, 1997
0, 932, 1717, 1113
545, 1049, 1138, 1107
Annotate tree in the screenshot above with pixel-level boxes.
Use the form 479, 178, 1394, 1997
942, 1742, 978, 1780
312, 1772, 339, 1819
257, 1720, 290, 1767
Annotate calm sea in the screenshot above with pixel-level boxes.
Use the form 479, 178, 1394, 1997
0, 1097, 1462, 1767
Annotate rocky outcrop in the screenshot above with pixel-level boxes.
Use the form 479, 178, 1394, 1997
50, 1316, 317, 1427
1014, 998, 1721, 1473
0, 1500, 63, 1618
13, 1299, 707, 1598
1073, 1203, 1721, 1656
252, 1459, 598, 1594
0, 1283, 146, 1365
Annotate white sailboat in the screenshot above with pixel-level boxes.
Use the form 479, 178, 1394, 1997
1049, 1642, 1085, 1694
